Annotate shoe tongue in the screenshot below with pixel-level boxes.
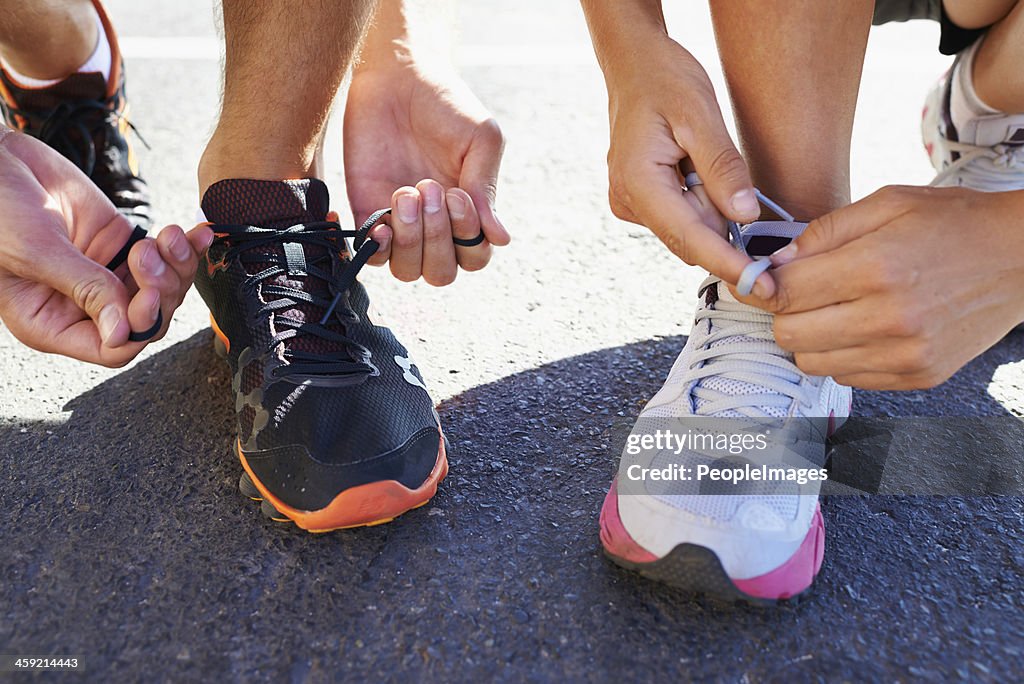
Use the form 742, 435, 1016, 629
695, 219, 808, 417
201, 179, 350, 363
0, 70, 107, 111
201, 178, 330, 228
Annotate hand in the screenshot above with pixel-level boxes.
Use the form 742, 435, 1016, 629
343, 56, 509, 286
0, 130, 213, 367
600, 34, 768, 292
735, 186, 1024, 389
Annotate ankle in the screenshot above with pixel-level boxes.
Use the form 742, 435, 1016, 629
199, 133, 319, 197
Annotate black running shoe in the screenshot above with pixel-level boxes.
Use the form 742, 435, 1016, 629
0, 0, 151, 229
196, 178, 447, 531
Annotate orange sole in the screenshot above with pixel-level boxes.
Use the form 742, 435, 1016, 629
236, 435, 448, 533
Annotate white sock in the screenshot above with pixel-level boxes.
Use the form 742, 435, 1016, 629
1, 8, 111, 88
949, 40, 1000, 132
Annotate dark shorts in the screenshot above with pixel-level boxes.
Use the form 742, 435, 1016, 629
873, 0, 989, 55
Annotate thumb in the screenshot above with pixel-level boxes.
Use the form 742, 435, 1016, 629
770, 187, 900, 266
676, 116, 758, 224
34, 237, 131, 347
459, 119, 510, 246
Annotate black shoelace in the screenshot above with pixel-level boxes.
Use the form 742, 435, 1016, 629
212, 209, 388, 379
6, 97, 149, 176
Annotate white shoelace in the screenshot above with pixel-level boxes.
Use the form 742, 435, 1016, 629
933, 141, 1024, 190
683, 278, 817, 418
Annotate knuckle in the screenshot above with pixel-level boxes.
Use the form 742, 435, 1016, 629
391, 265, 419, 283
866, 258, 905, 290
422, 220, 448, 243
704, 145, 747, 184
391, 229, 420, 250
793, 353, 823, 376
425, 270, 457, 287
71, 272, 114, 315
479, 118, 504, 147
661, 232, 694, 265
900, 340, 935, 373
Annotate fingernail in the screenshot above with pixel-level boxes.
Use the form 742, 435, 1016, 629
423, 185, 443, 214
397, 194, 419, 223
771, 242, 798, 266
446, 192, 466, 220
170, 232, 191, 261
752, 277, 771, 300
731, 189, 759, 219
99, 304, 120, 344
143, 244, 166, 276
202, 230, 215, 249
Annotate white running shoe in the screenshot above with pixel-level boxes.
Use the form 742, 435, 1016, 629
599, 217, 852, 605
922, 41, 1024, 191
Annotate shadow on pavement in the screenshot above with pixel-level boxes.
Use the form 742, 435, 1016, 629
1, 330, 1022, 681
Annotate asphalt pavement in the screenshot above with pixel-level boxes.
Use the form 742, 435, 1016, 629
1, 1, 1022, 681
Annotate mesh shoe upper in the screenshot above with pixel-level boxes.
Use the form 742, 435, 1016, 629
196, 179, 441, 510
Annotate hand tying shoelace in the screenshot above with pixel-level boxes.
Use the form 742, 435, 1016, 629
683, 172, 792, 296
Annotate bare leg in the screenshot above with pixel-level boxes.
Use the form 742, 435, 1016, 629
969, 0, 1024, 113
708, 0, 874, 220
943, 0, 1017, 29
197, 0, 378, 194
0, 0, 97, 79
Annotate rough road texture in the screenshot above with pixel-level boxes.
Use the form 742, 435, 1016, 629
1, 1, 1022, 681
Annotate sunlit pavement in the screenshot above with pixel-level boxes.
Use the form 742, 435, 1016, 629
1, 2, 1021, 680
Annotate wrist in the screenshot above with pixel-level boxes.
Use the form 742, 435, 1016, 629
582, 0, 672, 83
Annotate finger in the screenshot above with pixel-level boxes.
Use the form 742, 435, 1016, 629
390, 187, 423, 282
770, 186, 911, 267
155, 224, 199, 287
128, 238, 178, 295
417, 179, 458, 287
830, 371, 920, 392
366, 223, 392, 266
683, 181, 729, 238
674, 113, 758, 224
459, 119, 510, 246
29, 235, 132, 347
630, 163, 762, 289
773, 300, 879, 353
125, 286, 164, 343
732, 247, 866, 314
185, 223, 215, 257
447, 188, 491, 272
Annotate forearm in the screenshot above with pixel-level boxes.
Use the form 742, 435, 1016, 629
357, 0, 453, 70
580, 0, 671, 82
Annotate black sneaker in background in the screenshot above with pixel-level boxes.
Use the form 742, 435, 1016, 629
0, 1, 151, 229
196, 178, 447, 532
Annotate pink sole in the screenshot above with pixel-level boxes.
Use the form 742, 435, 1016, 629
599, 477, 826, 600
599, 479, 657, 563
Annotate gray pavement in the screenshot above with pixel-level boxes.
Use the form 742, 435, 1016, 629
2, 1, 1023, 681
